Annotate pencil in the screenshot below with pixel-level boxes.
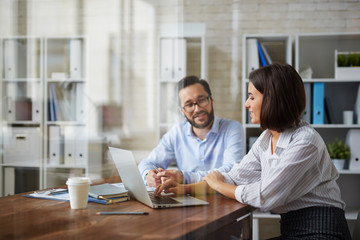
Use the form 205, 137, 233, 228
96, 212, 149, 215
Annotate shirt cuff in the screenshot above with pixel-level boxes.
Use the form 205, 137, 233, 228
235, 185, 245, 203
182, 171, 190, 184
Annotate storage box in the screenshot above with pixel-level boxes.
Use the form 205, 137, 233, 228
3, 127, 41, 165
335, 50, 360, 79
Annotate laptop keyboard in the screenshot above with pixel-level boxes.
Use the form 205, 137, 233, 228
148, 192, 180, 204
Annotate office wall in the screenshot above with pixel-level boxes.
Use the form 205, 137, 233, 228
0, 0, 359, 150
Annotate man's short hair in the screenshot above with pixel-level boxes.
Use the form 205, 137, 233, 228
177, 76, 212, 97
249, 62, 305, 132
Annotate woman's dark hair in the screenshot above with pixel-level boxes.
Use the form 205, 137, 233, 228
249, 62, 305, 132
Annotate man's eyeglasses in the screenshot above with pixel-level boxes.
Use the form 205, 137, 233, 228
182, 96, 211, 113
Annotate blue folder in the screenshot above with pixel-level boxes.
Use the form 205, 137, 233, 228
312, 82, 324, 124
257, 41, 267, 67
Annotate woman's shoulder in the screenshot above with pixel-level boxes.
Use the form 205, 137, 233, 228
290, 121, 322, 144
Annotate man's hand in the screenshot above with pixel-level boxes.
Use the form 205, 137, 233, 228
145, 169, 162, 187
156, 169, 184, 184
146, 168, 184, 188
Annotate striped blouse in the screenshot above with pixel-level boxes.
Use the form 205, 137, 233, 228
223, 121, 345, 214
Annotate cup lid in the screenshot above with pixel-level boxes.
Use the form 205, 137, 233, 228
66, 177, 91, 185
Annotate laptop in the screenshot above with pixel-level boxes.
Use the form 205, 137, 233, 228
108, 147, 209, 208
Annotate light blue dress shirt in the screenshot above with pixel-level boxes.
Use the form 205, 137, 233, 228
138, 116, 245, 184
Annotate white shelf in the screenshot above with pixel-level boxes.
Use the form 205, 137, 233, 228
338, 169, 360, 175
0, 36, 100, 196
157, 23, 207, 140
45, 121, 86, 126
159, 80, 179, 83
45, 165, 87, 169
46, 79, 86, 83
1, 163, 40, 168
302, 78, 360, 83
244, 123, 360, 129
312, 124, 360, 128
243, 32, 360, 238
244, 124, 260, 128
3, 78, 42, 82
4, 121, 42, 125
0, 37, 44, 196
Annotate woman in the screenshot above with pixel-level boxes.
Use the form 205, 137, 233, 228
155, 63, 351, 239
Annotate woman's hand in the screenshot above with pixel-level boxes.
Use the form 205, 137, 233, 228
203, 171, 237, 200
203, 171, 225, 192
154, 179, 186, 196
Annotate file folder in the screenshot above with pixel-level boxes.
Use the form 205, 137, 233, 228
48, 125, 61, 166
260, 42, 272, 65
76, 83, 85, 122
75, 126, 88, 167
354, 85, 360, 124
302, 83, 312, 123
160, 38, 173, 81
4, 167, 15, 196
70, 39, 82, 79
257, 41, 267, 67
30, 82, 42, 122
312, 82, 324, 124
5, 83, 17, 121
4, 39, 17, 79
173, 38, 187, 81
5, 96, 15, 122
64, 126, 76, 166
32, 99, 42, 122
346, 129, 360, 170
246, 39, 259, 77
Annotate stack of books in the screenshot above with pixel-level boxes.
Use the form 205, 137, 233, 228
89, 183, 130, 204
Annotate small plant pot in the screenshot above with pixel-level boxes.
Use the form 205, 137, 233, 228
335, 50, 360, 79
332, 158, 346, 170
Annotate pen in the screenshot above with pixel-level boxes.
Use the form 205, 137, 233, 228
153, 165, 168, 183
153, 165, 160, 172
96, 212, 149, 215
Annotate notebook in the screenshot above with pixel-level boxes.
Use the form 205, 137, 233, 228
89, 183, 130, 204
89, 183, 128, 199
108, 147, 209, 208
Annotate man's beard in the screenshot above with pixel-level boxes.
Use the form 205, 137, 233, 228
185, 107, 214, 129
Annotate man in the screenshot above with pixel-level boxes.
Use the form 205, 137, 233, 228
138, 76, 245, 187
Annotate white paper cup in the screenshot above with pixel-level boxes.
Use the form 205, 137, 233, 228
66, 177, 91, 209
343, 110, 353, 125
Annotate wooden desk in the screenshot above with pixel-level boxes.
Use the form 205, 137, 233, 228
0, 177, 254, 240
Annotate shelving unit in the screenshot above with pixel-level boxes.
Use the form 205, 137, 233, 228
0, 37, 43, 196
242, 34, 292, 239
157, 23, 208, 140
0, 36, 103, 196
242, 33, 360, 238
43, 37, 89, 188
295, 32, 360, 234
241, 34, 292, 152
